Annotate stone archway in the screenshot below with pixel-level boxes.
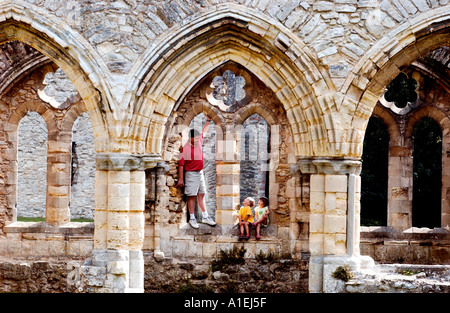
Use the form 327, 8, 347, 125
0, 21, 107, 152
133, 6, 381, 293
149, 59, 303, 259
348, 13, 450, 267
342, 14, 450, 233
131, 6, 336, 159
344, 16, 450, 158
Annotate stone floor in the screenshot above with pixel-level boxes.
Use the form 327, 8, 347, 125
345, 264, 450, 293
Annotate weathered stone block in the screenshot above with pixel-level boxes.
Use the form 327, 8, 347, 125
325, 215, 347, 234
325, 175, 348, 193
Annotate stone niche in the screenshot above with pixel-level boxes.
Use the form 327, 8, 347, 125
143, 62, 310, 260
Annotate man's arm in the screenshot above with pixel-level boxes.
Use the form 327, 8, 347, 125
202, 114, 212, 134
176, 164, 184, 187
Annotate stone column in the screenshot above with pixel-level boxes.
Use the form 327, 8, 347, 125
298, 157, 374, 293
387, 145, 413, 230
215, 125, 240, 230
88, 153, 160, 293
147, 161, 170, 261
215, 161, 240, 227
46, 128, 72, 225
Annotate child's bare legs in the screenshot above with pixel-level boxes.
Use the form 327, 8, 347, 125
239, 222, 244, 236
254, 216, 267, 238
239, 221, 250, 238
244, 222, 249, 237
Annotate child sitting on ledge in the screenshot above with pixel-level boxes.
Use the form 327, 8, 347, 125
236, 197, 255, 240
253, 196, 270, 240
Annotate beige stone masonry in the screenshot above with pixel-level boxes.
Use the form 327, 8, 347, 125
0, 0, 449, 294
3, 221, 93, 258
89, 153, 160, 292
299, 157, 369, 292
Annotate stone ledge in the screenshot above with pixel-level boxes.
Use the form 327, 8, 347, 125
216, 235, 281, 244
4, 221, 94, 236
360, 226, 450, 240
179, 223, 223, 236
179, 223, 279, 238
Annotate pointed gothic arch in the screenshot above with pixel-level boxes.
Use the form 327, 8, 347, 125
130, 5, 336, 158
343, 8, 450, 159
0, 16, 108, 152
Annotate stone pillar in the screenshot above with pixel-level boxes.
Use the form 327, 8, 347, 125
215, 125, 240, 230
46, 129, 72, 225
298, 157, 374, 293
387, 145, 413, 230
215, 161, 240, 227
147, 161, 170, 261
87, 153, 160, 293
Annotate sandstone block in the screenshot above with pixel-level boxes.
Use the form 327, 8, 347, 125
325, 175, 348, 192
324, 215, 347, 234
309, 213, 324, 233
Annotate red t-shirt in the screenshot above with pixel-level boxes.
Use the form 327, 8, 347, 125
179, 134, 204, 171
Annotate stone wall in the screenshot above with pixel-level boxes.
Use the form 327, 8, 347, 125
1, 254, 448, 293
360, 227, 450, 264
0, 252, 308, 293
15, 0, 448, 96
17, 111, 47, 218
0, 222, 94, 259
0, 259, 82, 293
239, 114, 270, 204
143, 252, 309, 293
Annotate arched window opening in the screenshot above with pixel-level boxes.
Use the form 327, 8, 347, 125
17, 111, 48, 221
412, 117, 442, 228
187, 113, 216, 221
361, 116, 389, 226
239, 113, 270, 206
70, 112, 96, 222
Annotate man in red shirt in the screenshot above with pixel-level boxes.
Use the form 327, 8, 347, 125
177, 115, 216, 228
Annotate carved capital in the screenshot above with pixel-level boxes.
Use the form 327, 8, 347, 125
297, 157, 361, 175
96, 153, 161, 171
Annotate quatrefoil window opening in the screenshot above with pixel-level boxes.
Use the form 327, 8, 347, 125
211, 70, 246, 107
384, 72, 418, 109
380, 72, 419, 115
